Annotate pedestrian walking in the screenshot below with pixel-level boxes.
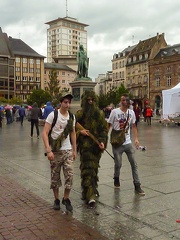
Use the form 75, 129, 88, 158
18, 105, 26, 126
145, 106, 153, 125
75, 91, 108, 208
108, 93, 145, 195
42, 93, 76, 212
30, 102, 41, 138
134, 104, 141, 127
43, 101, 54, 119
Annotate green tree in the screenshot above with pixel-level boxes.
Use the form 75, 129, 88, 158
27, 89, 52, 107
98, 84, 130, 109
47, 69, 61, 106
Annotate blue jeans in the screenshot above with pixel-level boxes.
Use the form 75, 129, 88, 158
112, 143, 140, 184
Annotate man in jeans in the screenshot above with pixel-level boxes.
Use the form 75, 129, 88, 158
108, 94, 145, 196
42, 93, 76, 211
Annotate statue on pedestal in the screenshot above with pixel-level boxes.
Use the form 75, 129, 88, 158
75, 44, 90, 80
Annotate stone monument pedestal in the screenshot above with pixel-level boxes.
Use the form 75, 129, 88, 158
69, 79, 97, 114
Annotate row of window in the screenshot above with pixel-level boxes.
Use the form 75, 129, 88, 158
16, 76, 40, 82
16, 85, 38, 90
113, 71, 125, 79
15, 67, 40, 73
15, 58, 41, 64
112, 61, 125, 70
128, 53, 149, 63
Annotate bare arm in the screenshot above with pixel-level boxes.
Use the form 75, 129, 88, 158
108, 122, 112, 132
42, 122, 54, 160
70, 127, 77, 160
132, 123, 139, 148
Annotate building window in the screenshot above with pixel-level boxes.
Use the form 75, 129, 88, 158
30, 68, 34, 73
16, 76, 20, 81
156, 77, 160, 87
23, 85, 27, 90
16, 58, 20, 63
36, 59, 40, 64
62, 80, 65, 84
36, 68, 40, 73
36, 77, 40, 82
29, 77, 34, 81
167, 66, 171, 72
16, 67, 20, 71
167, 76, 171, 86
23, 67, 27, 72
23, 58, 27, 63
29, 59, 34, 64
23, 76, 27, 81
62, 72, 65, 76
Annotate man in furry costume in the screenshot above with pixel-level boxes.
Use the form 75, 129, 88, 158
76, 91, 108, 208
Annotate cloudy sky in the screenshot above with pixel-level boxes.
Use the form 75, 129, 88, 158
1, 0, 180, 79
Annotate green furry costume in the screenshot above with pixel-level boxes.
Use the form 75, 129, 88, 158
76, 91, 108, 203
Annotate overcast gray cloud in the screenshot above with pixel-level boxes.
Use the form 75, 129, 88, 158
1, 0, 180, 79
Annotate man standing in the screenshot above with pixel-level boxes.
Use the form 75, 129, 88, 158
108, 93, 145, 195
42, 94, 76, 211
76, 91, 108, 208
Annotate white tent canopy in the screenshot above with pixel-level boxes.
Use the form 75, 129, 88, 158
162, 83, 180, 119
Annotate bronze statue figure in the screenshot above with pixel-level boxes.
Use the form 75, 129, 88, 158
77, 44, 89, 78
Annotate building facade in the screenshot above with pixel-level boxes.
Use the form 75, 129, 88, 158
95, 71, 113, 95
9, 37, 45, 101
126, 33, 167, 107
0, 28, 15, 100
44, 63, 76, 92
112, 45, 136, 88
149, 44, 180, 113
0, 28, 45, 102
45, 16, 88, 71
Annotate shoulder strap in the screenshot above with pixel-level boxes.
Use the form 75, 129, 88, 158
49, 110, 58, 136
68, 111, 74, 121
123, 110, 129, 129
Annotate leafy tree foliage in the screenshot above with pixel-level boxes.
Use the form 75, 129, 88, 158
47, 69, 61, 106
98, 84, 130, 109
27, 89, 52, 107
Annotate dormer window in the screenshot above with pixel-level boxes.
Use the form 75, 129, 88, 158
128, 57, 131, 63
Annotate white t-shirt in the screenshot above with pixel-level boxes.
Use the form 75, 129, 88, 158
46, 111, 75, 150
108, 108, 136, 145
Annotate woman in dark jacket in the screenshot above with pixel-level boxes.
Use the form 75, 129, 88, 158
30, 102, 41, 138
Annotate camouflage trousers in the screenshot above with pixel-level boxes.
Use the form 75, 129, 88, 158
50, 150, 73, 190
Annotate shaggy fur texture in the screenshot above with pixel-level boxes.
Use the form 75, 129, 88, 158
76, 91, 108, 203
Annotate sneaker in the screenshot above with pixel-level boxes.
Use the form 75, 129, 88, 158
53, 199, 60, 210
135, 185, 145, 196
114, 177, 120, 188
88, 199, 96, 209
62, 198, 73, 212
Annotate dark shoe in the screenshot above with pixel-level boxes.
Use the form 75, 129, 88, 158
114, 177, 120, 188
134, 184, 145, 196
53, 199, 60, 210
62, 198, 73, 212
88, 199, 96, 209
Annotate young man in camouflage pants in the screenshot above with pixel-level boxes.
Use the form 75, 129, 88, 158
42, 94, 76, 211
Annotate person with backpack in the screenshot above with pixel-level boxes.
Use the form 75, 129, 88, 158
42, 93, 76, 212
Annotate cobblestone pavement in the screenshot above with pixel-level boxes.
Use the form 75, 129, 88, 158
0, 118, 180, 239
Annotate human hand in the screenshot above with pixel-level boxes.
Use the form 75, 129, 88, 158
80, 129, 89, 136
47, 151, 54, 161
98, 142, 105, 150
